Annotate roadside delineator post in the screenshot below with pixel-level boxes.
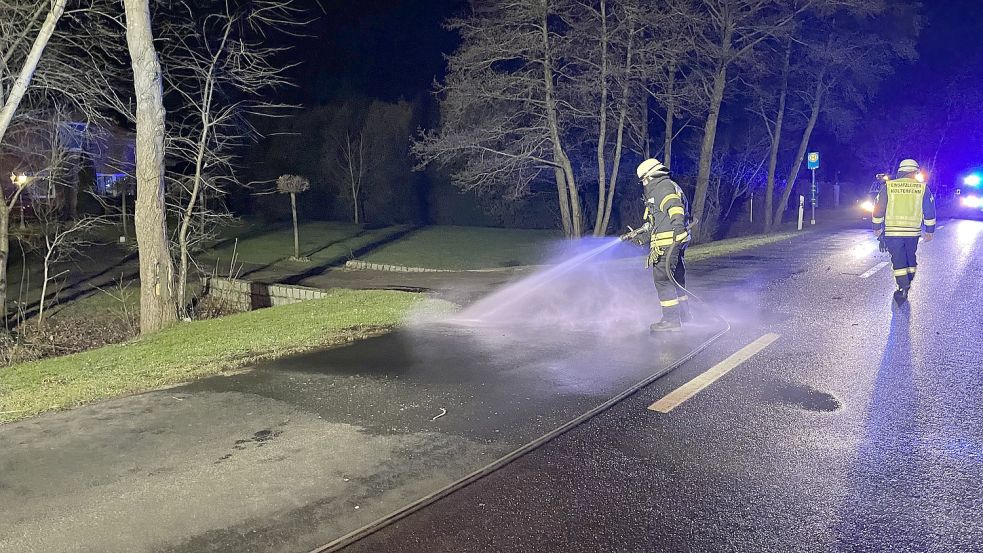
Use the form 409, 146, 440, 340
798, 195, 805, 231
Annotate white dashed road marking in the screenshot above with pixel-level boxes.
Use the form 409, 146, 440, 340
860, 261, 890, 279
648, 333, 781, 414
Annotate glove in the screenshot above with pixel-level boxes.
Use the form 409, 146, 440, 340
873, 228, 883, 238
878, 235, 887, 253
923, 233, 934, 243
646, 249, 661, 268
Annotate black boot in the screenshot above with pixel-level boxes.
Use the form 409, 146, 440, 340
650, 319, 682, 333
893, 288, 909, 305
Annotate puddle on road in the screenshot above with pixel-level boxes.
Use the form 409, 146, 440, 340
769, 384, 842, 412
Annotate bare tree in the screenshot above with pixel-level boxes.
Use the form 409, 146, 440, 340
159, 0, 303, 314
0, 0, 69, 323
562, 0, 645, 235
36, 215, 106, 329
687, 0, 873, 236
771, 12, 915, 227
336, 130, 365, 224
325, 100, 414, 225
124, 0, 178, 333
276, 174, 309, 260
637, 0, 704, 170
414, 0, 583, 237
0, 0, 68, 144
749, 38, 792, 231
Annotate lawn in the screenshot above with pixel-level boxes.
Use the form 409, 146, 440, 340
203, 220, 411, 270
360, 226, 561, 270
0, 289, 452, 422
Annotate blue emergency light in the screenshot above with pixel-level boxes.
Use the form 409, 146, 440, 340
963, 174, 982, 187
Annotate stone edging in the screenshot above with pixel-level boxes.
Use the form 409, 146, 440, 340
344, 260, 452, 273
205, 276, 329, 311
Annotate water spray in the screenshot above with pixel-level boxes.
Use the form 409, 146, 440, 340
454, 238, 624, 324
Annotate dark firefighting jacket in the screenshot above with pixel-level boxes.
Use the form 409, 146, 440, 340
636, 175, 691, 262
872, 176, 937, 237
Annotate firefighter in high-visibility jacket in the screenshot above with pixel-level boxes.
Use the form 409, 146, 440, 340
872, 158, 936, 305
621, 158, 692, 332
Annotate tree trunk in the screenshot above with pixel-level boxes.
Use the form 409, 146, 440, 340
764, 45, 792, 232
177, 112, 211, 316
0, 205, 9, 328
64, 158, 79, 220
552, 168, 573, 237
124, 0, 177, 333
540, 1, 580, 237
0, 0, 67, 144
290, 192, 300, 259
592, 0, 610, 237
38, 245, 54, 330
692, 27, 733, 237
663, 58, 677, 170
121, 188, 128, 239
595, 7, 634, 237
773, 77, 825, 227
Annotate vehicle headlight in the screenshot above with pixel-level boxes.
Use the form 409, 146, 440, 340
860, 200, 875, 212
962, 195, 982, 209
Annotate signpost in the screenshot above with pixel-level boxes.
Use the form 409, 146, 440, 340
807, 152, 820, 225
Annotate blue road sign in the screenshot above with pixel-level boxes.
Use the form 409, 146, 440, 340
807, 152, 820, 170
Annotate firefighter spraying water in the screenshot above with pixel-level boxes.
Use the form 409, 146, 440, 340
621, 159, 693, 333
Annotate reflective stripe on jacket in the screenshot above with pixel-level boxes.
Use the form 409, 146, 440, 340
872, 176, 936, 237
638, 175, 691, 250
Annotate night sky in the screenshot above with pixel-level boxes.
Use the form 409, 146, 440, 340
284, 0, 983, 183
285, 0, 465, 104
291, 1, 983, 102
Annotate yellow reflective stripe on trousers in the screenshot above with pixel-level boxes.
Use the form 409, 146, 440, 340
678, 295, 689, 301
668, 206, 685, 218
660, 194, 681, 212
675, 231, 689, 242
872, 216, 884, 224
661, 299, 680, 307
893, 268, 909, 277
924, 218, 936, 226
907, 267, 917, 274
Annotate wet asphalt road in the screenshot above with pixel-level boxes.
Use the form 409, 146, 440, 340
1, 220, 980, 553
343, 220, 983, 553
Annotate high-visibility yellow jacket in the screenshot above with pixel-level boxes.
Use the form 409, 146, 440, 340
872, 175, 936, 237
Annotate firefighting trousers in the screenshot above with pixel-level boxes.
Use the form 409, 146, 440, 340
885, 236, 920, 290
652, 246, 687, 323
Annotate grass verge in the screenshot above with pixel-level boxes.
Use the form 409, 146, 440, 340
685, 230, 803, 263
0, 289, 452, 423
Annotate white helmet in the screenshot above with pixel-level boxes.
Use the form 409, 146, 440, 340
636, 158, 667, 180
898, 159, 920, 173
